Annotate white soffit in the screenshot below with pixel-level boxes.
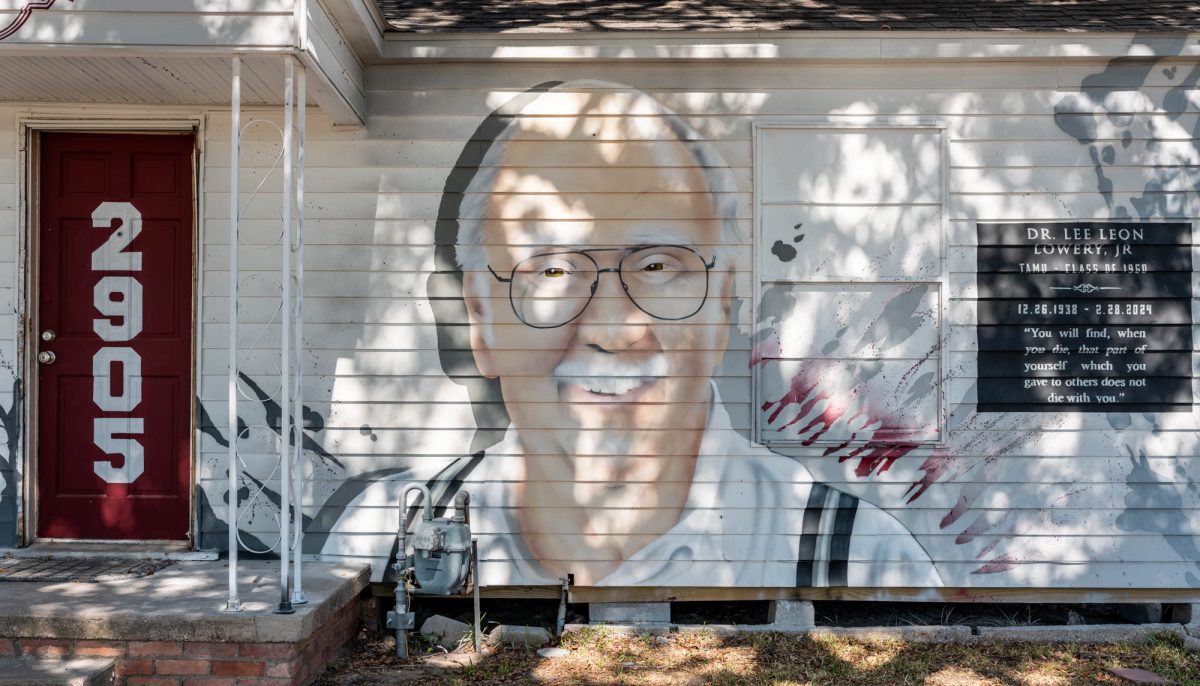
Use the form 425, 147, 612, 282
0, 54, 317, 106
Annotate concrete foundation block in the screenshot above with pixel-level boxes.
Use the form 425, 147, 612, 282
487, 624, 552, 647
590, 602, 670, 625
768, 600, 815, 628
565, 623, 671, 636
420, 614, 471, 650
976, 623, 1184, 644
812, 626, 973, 643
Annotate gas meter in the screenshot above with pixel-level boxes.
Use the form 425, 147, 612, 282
408, 488, 472, 595
387, 483, 478, 658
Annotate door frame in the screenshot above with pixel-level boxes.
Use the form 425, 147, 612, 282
17, 112, 206, 547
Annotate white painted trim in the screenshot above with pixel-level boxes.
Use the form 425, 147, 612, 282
296, 0, 309, 52
193, 117, 208, 555
19, 118, 201, 131
299, 3, 366, 126
383, 31, 1200, 62
0, 45, 297, 57
15, 111, 206, 549
318, 0, 386, 60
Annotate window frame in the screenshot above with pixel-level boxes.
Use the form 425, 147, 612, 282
751, 120, 949, 448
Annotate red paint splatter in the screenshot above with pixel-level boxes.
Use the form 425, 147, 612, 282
954, 513, 993, 544
765, 374, 828, 427
821, 438, 855, 457
845, 442, 918, 478
759, 366, 925, 479
975, 537, 1003, 559
789, 396, 849, 441
972, 553, 1020, 575
904, 450, 953, 504
936, 494, 974, 530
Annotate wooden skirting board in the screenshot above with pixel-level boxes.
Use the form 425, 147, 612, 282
371, 583, 1200, 605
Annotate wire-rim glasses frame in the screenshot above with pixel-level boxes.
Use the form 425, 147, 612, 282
486, 244, 717, 329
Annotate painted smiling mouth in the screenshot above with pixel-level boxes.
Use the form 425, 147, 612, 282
560, 376, 657, 396
553, 355, 669, 400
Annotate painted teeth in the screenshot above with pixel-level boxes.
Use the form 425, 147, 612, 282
568, 377, 648, 395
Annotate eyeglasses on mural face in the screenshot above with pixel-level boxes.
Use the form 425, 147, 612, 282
487, 244, 717, 329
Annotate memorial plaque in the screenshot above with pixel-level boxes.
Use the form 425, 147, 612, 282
976, 221, 1193, 412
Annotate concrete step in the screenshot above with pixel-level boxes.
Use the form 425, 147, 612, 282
0, 657, 115, 686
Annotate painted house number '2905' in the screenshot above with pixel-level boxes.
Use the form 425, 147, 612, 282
91, 202, 145, 484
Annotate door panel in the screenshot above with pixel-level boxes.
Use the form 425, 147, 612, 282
37, 132, 195, 541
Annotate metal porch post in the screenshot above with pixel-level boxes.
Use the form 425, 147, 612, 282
276, 55, 296, 615
224, 54, 243, 614
291, 64, 308, 605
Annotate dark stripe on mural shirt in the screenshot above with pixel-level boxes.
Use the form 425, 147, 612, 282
829, 492, 860, 586
796, 483, 829, 586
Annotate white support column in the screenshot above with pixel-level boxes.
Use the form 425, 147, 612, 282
276, 54, 295, 615
291, 64, 308, 605
224, 54, 243, 614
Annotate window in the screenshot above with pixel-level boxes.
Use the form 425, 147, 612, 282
753, 124, 945, 446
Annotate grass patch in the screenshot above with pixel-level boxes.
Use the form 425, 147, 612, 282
317, 628, 1200, 686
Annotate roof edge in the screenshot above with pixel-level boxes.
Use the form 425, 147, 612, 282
381, 30, 1200, 63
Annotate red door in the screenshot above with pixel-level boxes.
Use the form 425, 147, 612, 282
37, 132, 194, 540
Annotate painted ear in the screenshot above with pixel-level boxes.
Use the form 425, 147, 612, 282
714, 271, 734, 355
462, 271, 497, 379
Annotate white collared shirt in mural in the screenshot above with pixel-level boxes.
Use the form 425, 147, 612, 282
319, 386, 942, 588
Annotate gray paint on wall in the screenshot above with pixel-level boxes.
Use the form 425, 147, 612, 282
194, 372, 338, 553
1115, 447, 1200, 565
852, 284, 931, 354
1051, 39, 1200, 579
0, 380, 21, 547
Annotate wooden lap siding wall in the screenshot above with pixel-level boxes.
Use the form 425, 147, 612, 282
0, 52, 1195, 591
0, 107, 18, 549
215, 59, 1196, 590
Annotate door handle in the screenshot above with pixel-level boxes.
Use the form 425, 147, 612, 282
37, 351, 56, 365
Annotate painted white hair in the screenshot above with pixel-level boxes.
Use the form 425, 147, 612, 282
454, 80, 745, 275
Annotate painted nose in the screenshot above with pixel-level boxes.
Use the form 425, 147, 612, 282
576, 269, 651, 351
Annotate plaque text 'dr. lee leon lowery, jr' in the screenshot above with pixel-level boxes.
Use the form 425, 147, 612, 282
976, 221, 1193, 413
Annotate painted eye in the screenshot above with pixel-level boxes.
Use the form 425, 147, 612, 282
642, 262, 665, 272
542, 267, 568, 278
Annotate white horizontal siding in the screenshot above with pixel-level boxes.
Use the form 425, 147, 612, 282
179, 59, 1200, 589
0, 106, 20, 546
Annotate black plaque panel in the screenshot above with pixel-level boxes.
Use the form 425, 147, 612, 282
976, 221, 1193, 413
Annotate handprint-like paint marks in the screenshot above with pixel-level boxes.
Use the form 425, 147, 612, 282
754, 284, 938, 473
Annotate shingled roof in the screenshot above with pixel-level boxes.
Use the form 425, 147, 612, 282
376, 0, 1200, 33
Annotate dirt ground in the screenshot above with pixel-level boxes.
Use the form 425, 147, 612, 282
316, 626, 1200, 686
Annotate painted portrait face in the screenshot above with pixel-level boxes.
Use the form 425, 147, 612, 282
461, 92, 733, 460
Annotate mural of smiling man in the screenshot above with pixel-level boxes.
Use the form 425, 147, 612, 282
321, 81, 942, 588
